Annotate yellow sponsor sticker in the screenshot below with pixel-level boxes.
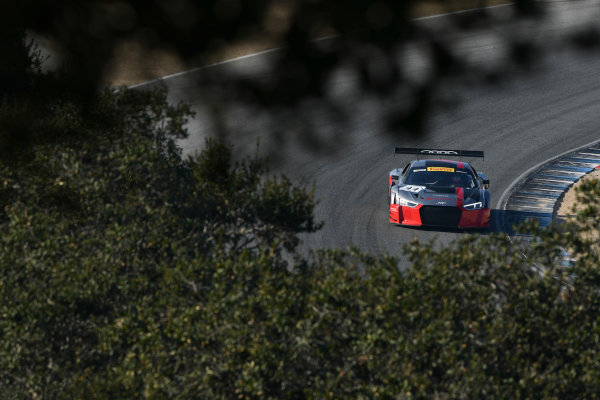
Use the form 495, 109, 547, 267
427, 167, 454, 172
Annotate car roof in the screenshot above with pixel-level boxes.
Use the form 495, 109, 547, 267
411, 159, 473, 171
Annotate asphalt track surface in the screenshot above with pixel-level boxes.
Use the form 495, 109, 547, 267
137, 0, 600, 264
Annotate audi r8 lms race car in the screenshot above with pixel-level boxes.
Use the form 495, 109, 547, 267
389, 148, 491, 229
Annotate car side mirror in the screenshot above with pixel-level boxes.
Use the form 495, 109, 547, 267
479, 173, 490, 189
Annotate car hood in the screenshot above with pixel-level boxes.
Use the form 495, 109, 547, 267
397, 185, 481, 206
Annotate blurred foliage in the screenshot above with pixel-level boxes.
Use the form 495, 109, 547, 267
0, 81, 600, 398
7, 0, 543, 87
2, 0, 587, 153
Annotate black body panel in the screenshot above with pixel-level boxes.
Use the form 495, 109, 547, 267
420, 206, 462, 227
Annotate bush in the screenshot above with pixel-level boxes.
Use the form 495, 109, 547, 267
0, 85, 599, 399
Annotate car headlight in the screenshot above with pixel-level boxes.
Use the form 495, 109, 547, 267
463, 201, 483, 210
398, 198, 419, 208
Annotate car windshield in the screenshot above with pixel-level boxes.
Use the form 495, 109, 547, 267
405, 168, 476, 189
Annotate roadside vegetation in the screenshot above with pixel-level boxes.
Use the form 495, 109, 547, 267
0, 51, 599, 400
2, 1, 600, 398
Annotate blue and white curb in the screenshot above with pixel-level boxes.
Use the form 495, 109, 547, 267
497, 141, 600, 272
500, 143, 600, 234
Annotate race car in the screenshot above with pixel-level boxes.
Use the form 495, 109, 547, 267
389, 148, 490, 228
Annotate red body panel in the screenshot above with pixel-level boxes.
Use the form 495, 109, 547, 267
389, 204, 423, 226
390, 204, 490, 228
398, 205, 422, 226
456, 187, 463, 207
389, 204, 401, 223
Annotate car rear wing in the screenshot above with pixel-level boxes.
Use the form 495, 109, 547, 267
394, 147, 484, 160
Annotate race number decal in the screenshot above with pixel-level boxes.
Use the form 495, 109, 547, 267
399, 185, 425, 193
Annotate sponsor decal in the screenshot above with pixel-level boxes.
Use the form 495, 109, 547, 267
399, 185, 425, 193
412, 168, 427, 172
427, 167, 454, 172
420, 149, 458, 155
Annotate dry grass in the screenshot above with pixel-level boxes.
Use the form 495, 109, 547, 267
554, 169, 600, 257
555, 169, 600, 221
